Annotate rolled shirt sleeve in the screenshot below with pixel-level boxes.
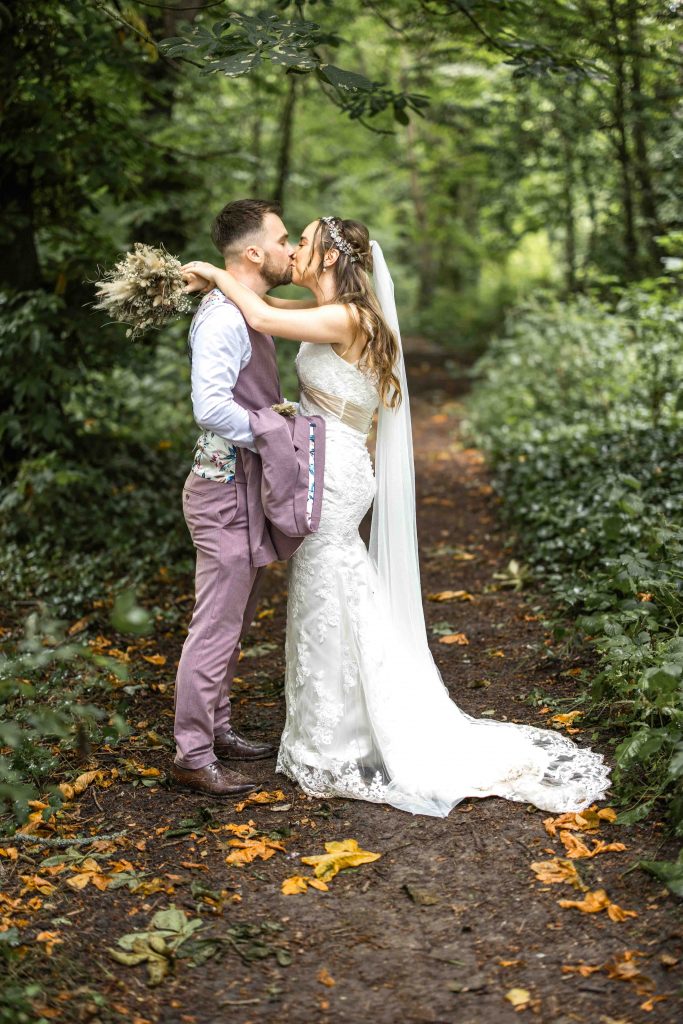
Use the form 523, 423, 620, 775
190, 299, 256, 450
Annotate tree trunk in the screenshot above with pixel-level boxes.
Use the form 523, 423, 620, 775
0, 21, 42, 290
273, 77, 297, 208
607, 0, 639, 279
626, 0, 663, 272
560, 129, 578, 293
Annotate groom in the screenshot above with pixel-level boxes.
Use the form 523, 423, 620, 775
172, 199, 297, 798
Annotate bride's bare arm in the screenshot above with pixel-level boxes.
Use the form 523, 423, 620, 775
264, 295, 318, 310
183, 262, 353, 345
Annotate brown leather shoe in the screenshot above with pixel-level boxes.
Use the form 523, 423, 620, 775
214, 726, 277, 762
170, 759, 257, 797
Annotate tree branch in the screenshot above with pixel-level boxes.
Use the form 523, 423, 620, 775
90, 0, 204, 68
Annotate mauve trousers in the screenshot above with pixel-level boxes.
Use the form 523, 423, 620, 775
174, 471, 264, 769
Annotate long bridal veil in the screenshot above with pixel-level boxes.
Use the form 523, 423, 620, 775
365, 241, 610, 816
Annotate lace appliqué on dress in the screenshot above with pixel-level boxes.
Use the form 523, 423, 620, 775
276, 343, 611, 817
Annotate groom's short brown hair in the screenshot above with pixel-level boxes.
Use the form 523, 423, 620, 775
211, 199, 282, 258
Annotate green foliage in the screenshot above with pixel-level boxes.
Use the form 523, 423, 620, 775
160, 6, 427, 125
2, 0, 683, 881
468, 287, 683, 889
0, 609, 131, 823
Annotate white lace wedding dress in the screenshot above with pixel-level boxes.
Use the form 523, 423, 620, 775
275, 341, 610, 816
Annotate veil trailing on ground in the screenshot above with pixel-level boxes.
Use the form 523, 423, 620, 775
362, 240, 610, 816
368, 241, 427, 651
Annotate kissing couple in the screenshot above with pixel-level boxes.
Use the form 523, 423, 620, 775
171, 198, 610, 817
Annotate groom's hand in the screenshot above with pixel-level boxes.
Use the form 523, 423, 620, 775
181, 270, 212, 295
272, 402, 298, 418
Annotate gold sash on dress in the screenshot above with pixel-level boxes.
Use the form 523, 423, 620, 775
300, 383, 373, 434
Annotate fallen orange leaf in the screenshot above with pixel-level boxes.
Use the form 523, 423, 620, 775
67, 616, 90, 636
427, 590, 474, 602
564, 950, 654, 999
221, 821, 258, 838
59, 769, 105, 801
439, 633, 469, 645
234, 789, 286, 812
559, 829, 626, 859
317, 967, 335, 987
558, 888, 637, 921
226, 837, 285, 865
641, 995, 669, 1012
36, 930, 63, 955
66, 859, 111, 891
562, 963, 602, 977
142, 654, 167, 666
19, 875, 56, 896
530, 858, 585, 889
543, 805, 616, 837
0, 847, 18, 860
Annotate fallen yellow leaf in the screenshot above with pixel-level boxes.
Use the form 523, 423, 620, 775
281, 875, 308, 895
0, 847, 18, 860
281, 875, 329, 895
142, 654, 167, 666
317, 967, 335, 987
505, 988, 531, 1009
301, 839, 381, 882
427, 590, 474, 602
130, 878, 175, 896
550, 711, 583, 729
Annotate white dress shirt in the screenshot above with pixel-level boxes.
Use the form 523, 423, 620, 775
189, 290, 257, 481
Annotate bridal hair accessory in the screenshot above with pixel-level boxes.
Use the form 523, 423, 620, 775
321, 216, 360, 262
93, 243, 193, 340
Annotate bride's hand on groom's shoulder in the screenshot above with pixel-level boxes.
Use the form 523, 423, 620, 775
181, 260, 217, 294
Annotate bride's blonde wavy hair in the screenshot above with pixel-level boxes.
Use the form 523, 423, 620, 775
308, 217, 402, 409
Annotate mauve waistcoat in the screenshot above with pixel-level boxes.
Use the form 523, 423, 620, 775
229, 302, 283, 483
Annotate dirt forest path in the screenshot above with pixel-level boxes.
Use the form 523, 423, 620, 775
6, 345, 682, 1024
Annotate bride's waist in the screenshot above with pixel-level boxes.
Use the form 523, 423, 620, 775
300, 383, 374, 435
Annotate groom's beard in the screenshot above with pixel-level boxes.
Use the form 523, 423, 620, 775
262, 255, 293, 289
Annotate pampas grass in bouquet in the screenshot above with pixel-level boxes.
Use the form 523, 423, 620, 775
93, 243, 193, 340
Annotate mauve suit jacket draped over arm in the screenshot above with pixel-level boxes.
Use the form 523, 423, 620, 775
239, 408, 326, 566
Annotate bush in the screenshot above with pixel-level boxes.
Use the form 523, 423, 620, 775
467, 286, 683, 890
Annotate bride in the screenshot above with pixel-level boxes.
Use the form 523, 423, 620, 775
182, 216, 610, 817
